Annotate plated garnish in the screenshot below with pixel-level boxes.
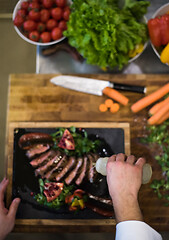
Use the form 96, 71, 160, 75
18, 126, 114, 215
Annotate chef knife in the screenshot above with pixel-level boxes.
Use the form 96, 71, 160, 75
50, 75, 146, 95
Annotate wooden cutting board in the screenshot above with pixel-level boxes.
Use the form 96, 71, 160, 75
6, 121, 130, 233
5, 73, 169, 232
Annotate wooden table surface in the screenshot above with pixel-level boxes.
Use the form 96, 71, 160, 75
5, 73, 169, 232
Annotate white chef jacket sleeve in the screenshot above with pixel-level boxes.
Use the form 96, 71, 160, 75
115, 221, 162, 240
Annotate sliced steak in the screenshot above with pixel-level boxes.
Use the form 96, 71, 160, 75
43, 154, 67, 180
65, 157, 83, 185
26, 144, 50, 159
55, 156, 76, 182
30, 149, 54, 168
87, 154, 95, 183
35, 151, 63, 177
75, 156, 88, 185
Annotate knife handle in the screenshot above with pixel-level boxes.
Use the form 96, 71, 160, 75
112, 83, 146, 93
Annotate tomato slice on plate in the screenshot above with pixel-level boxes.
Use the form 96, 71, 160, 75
58, 129, 75, 150
43, 182, 64, 202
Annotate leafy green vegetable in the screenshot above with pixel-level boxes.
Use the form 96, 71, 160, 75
51, 127, 100, 157
141, 119, 169, 205
64, 0, 150, 69
34, 179, 75, 209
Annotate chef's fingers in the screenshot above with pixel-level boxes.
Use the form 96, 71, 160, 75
135, 157, 146, 169
116, 153, 126, 162
108, 155, 116, 162
8, 198, 20, 218
126, 155, 136, 165
0, 178, 8, 209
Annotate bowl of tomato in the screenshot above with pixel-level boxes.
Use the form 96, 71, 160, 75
147, 3, 169, 64
13, 0, 71, 46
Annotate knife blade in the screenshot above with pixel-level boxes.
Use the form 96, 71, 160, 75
50, 75, 146, 95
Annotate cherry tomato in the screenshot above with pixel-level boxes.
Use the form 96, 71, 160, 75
51, 7, 63, 21
42, 0, 54, 8
21, 1, 29, 10
37, 22, 46, 32
40, 31, 51, 42
58, 20, 67, 30
29, 30, 40, 41
40, 9, 50, 22
17, 9, 27, 18
56, 0, 66, 8
13, 15, 24, 27
63, 9, 70, 21
28, 2, 40, 11
46, 19, 58, 31
23, 20, 37, 31
63, 6, 70, 11
51, 27, 62, 40
29, 9, 40, 21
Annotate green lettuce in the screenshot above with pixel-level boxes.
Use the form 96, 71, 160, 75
64, 0, 150, 69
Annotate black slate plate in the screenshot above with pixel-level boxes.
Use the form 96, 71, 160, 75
12, 127, 124, 219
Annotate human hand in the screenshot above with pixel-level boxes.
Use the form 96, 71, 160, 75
0, 178, 20, 240
106, 153, 145, 223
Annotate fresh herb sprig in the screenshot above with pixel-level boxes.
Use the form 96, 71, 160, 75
141, 119, 169, 205
51, 126, 100, 157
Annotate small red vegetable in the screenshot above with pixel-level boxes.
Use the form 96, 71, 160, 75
40, 31, 51, 42
148, 14, 169, 47
23, 20, 37, 31
58, 129, 75, 150
29, 30, 40, 42
43, 182, 64, 202
51, 27, 62, 40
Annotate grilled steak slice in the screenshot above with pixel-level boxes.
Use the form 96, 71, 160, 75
65, 157, 83, 185
43, 154, 67, 180
30, 150, 54, 168
26, 144, 51, 159
87, 154, 95, 183
19, 132, 53, 149
75, 156, 88, 185
55, 156, 76, 182
35, 151, 63, 177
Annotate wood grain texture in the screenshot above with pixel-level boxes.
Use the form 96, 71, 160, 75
5, 73, 169, 232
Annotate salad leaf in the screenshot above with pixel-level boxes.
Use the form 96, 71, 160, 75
64, 0, 150, 69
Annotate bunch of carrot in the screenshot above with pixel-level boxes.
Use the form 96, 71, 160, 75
99, 99, 120, 113
131, 83, 169, 125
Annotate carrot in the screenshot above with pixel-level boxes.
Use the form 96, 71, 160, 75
110, 103, 120, 113
148, 102, 169, 125
105, 99, 114, 108
149, 96, 169, 115
131, 83, 169, 113
102, 87, 129, 106
99, 103, 108, 112
156, 111, 169, 125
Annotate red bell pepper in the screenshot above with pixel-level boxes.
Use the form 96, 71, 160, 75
148, 14, 169, 47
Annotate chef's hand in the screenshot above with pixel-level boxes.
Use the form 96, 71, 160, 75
0, 178, 20, 240
106, 153, 145, 223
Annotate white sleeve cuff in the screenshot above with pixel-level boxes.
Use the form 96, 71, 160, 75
115, 221, 162, 240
